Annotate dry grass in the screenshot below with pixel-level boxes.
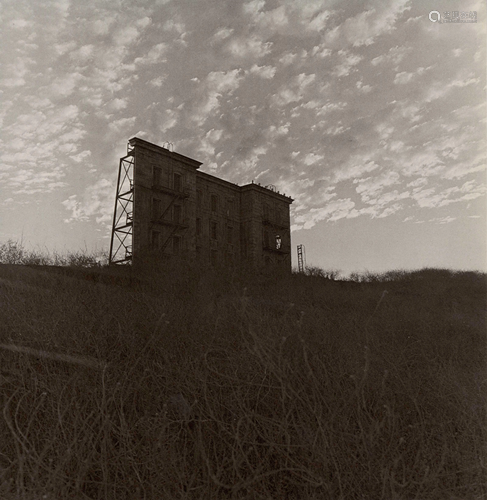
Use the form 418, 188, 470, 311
0, 254, 485, 499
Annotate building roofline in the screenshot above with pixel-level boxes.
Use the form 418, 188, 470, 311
128, 137, 203, 169
128, 137, 293, 202
240, 182, 294, 203
196, 170, 240, 191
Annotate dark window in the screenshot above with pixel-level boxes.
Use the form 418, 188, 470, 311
276, 234, 282, 250
173, 173, 182, 191
275, 207, 281, 224
227, 226, 233, 244
196, 218, 201, 236
153, 166, 162, 186
225, 251, 234, 265
263, 230, 270, 248
211, 194, 218, 212
151, 231, 160, 249
263, 203, 270, 220
152, 198, 161, 220
210, 249, 218, 266
210, 221, 217, 240
173, 205, 182, 224
226, 198, 233, 217
173, 236, 180, 254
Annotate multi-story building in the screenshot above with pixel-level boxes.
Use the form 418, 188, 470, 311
109, 137, 293, 270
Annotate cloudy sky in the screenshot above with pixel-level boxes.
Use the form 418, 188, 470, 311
1, 0, 485, 274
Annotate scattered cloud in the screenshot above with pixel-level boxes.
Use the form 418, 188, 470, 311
62, 179, 114, 225
279, 52, 298, 66
294, 198, 356, 230
192, 69, 244, 126
149, 76, 166, 87
354, 170, 401, 201
272, 73, 316, 106
303, 153, 324, 166
333, 50, 363, 77
371, 45, 412, 67
135, 43, 168, 65
394, 66, 429, 85
325, 0, 411, 48
248, 64, 277, 79
244, 3, 289, 32
411, 181, 486, 209
0, 0, 484, 271
333, 159, 380, 183
226, 34, 272, 59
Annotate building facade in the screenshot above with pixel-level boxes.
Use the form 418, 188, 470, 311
109, 137, 293, 270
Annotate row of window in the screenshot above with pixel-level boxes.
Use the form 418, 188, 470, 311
197, 190, 234, 217
263, 203, 283, 224
196, 218, 234, 244
152, 193, 234, 221
150, 233, 283, 259
153, 167, 183, 191
152, 199, 183, 224
152, 169, 284, 226
197, 247, 235, 267
149, 237, 283, 266
152, 191, 234, 217
151, 232, 181, 254
151, 224, 283, 251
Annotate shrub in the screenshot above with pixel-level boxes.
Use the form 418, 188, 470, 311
0, 240, 107, 268
0, 240, 25, 264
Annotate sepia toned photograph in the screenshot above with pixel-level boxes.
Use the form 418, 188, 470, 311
0, 0, 485, 498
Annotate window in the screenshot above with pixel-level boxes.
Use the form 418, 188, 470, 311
275, 207, 281, 224
197, 190, 202, 209
152, 198, 161, 220
263, 229, 270, 248
226, 198, 233, 217
211, 194, 218, 212
151, 231, 160, 249
196, 218, 201, 236
173, 236, 180, 255
173, 205, 182, 224
196, 246, 202, 259
173, 173, 182, 191
263, 203, 270, 220
227, 226, 233, 244
276, 234, 282, 250
210, 221, 217, 240
210, 249, 218, 267
153, 166, 162, 186
225, 251, 234, 265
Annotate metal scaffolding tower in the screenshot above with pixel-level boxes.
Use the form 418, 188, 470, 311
109, 147, 135, 265
297, 244, 306, 273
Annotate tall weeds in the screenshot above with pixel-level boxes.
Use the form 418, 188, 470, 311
0, 239, 106, 267
0, 256, 485, 499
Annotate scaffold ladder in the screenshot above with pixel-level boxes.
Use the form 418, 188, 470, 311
109, 151, 135, 265
297, 244, 306, 273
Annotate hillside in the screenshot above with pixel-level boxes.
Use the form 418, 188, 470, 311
0, 262, 485, 499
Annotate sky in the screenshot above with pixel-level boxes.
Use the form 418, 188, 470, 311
0, 0, 485, 275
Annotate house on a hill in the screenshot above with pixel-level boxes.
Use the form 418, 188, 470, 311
109, 137, 293, 270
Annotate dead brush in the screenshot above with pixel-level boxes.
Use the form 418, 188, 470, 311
0, 260, 485, 499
